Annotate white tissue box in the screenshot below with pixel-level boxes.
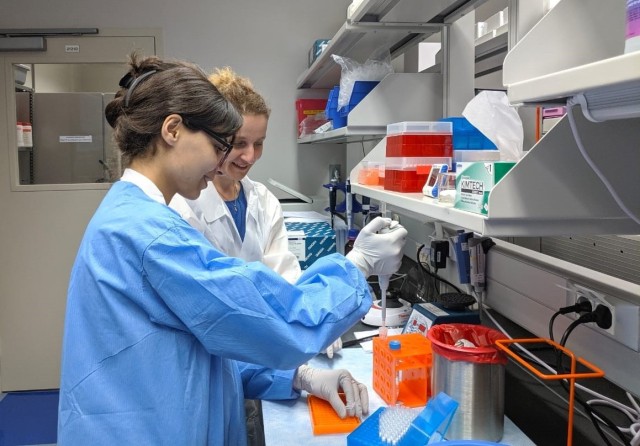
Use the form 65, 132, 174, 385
454, 161, 516, 215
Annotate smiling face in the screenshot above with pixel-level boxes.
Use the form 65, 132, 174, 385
215, 113, 268, 181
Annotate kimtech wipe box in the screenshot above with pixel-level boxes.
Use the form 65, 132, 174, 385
454, 161, 515, 215
285, 221, 336, 269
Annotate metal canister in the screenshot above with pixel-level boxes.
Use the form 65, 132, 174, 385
427, 323, 508, 442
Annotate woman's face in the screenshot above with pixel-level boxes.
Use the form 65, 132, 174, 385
168, 125, 231, 200
217, 113, 268, 181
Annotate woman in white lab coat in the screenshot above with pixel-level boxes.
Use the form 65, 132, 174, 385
170, 67, 301, 284
171, 68, 343, 354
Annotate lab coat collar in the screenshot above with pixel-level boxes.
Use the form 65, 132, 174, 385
201, 177, 257, 224
120, 168, 166, 205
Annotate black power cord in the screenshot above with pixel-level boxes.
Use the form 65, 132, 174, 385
416, 243, 463, 295
559, 305, 613, 348
554, 305, 630, 446
548, 300, 593, 341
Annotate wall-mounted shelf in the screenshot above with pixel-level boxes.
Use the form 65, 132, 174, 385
350, 109, 640, 236
503, 0, 635, 113
475, 28, 508, 61
297, 0, 488, 90
298, 126, 386, 145
352, 182, 489, 232
15, 84, 33, 93
507, 51, 640, 108
297, 21, 443, 89
297, 72, 443, 144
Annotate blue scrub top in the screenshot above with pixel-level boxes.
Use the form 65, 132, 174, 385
58, 181, 371, 446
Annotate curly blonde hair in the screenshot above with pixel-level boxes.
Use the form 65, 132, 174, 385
208, 67, 270, 118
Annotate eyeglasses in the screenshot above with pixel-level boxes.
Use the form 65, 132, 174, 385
181, 116, 235, 171
202, 129, 235, 172
200, 127, 235, 153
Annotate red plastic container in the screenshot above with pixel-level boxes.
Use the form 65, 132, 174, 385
383, 169, 427, 193
383, 156, 451, 193
386, 134, 453, 157
295, 99, 327, 126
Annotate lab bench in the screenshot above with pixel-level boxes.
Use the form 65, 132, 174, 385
262, 348, 536, 446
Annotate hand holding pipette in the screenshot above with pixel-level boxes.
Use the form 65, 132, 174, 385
345, 217, 407, 339
345, 217, 407, 279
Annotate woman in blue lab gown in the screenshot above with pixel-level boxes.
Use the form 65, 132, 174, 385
57, 54, 406, 445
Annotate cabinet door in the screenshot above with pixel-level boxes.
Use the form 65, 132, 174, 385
32, 92, 105, 184
0, 32, 157, 391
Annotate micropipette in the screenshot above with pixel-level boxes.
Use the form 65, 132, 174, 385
378, 273, 390, 339
377, 223, 399, 339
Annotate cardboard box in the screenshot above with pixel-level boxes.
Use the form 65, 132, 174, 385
285, 221, 336, 269
308, 39, 330, 67
403, 303, 480, 336
454, 161, 515, 215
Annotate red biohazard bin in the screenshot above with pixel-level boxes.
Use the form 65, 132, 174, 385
428, 324, 508, 442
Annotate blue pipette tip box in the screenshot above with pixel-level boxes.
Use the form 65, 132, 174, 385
347, 392, 459, 446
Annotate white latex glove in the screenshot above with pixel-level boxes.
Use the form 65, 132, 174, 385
345, 217, 408, 278
293, 365, 369, 419
322, 337, 343, 359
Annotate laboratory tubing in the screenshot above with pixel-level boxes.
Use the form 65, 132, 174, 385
625, 0, 640, 53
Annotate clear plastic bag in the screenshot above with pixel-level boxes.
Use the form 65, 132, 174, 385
462, 91, 524, 161
331, 47, 394, 111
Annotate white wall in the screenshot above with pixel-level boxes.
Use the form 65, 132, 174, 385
0, 0, 351, 390
0, 0, 349, 200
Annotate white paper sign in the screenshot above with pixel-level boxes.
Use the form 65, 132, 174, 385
59, 135, 93, 143
287, 230, 306, 261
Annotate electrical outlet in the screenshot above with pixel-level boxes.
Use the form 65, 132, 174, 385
570, 284, 615, 336
565, 281, 640, 351
329, 164, 341, 181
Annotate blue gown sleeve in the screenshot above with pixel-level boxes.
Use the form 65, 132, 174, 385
142, 225, 371, 371
237, 362, 299, 400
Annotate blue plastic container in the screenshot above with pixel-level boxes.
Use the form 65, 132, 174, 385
347, 392, 459, 446
338, 80, 380, 117
325, 86, 347, 129
439, 117, 497, 150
